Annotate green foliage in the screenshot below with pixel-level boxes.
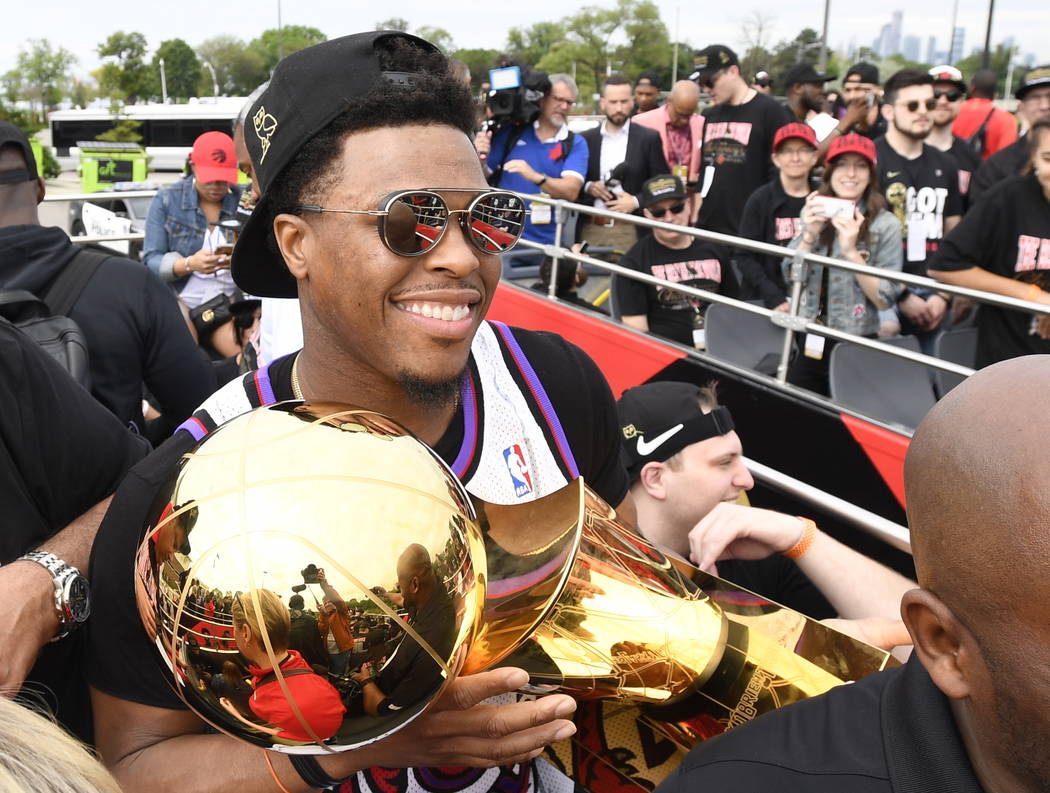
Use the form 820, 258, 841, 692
375, 18, 410, 32
2, 39, 77, 121
954, 43, 1021, 97
96, 118, 143, 143
96, 31, 152, 103
249, 26, 327, 74
415, 26, 456, 53
196, 36, 268, 96
151, 39, 202, 101
506, 21, 567, 68
0, 101, 60, 178
455, 48, 503, 89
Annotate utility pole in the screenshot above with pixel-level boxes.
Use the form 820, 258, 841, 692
159, 58, 168, 103
947, 0, 959, 64
671, 6, 680, 83
981, 0, 995, 69
277, 0, 284, 61
819, 0, 831, 73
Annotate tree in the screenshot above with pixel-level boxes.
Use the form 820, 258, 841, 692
455, 48, 503, 89
375, 18, 409, 32
415, 26, 456, 53
96, 31, 152, 103
2, 39, 77, 121
506, 21, 568, 68
150, 39, 201, 101
739, 10, 776, 52
954, 43, 1021, 97
196, 36, 268, 96
248, 26, 326, 74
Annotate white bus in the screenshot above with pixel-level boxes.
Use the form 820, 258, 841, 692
49, 97, 247, 171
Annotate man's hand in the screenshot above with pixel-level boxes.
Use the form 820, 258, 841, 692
587, 181, 615, 201
502, 159, 542, 185
0, 560, 60, 695
474, 130, 492, 160
606, 194, 639, 214
840, 97, 870, 131
687, 503, 806, 572
898, 292, 934, 330
361, 667, 577, 770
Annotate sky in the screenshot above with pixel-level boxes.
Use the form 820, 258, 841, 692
4, 0, 1047, 83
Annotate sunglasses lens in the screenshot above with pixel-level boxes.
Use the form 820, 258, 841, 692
651, 203, 686, 219
384, 193, 447, 255
467, 192, 526, 254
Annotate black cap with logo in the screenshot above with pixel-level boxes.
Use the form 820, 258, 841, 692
844, 62, 880, 86
1017, 65, 1050, 100
638, 175, 687, 209
691, 45, 739, 86
616, 381, 735, 481
783, 62, 836, 88
232, 31, 440, 298
0, 121, 40, 184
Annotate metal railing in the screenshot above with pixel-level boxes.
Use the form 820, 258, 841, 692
517, 194, 1050, 390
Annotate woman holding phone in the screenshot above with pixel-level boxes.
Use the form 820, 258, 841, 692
784, 133, 902, 394
143, 131, 244, 308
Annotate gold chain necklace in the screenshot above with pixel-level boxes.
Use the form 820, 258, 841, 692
291, 353, 305, 400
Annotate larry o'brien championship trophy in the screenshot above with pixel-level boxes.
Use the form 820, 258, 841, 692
135, 403, 896, 790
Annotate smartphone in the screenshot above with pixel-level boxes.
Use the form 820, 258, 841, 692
814, 196, 856, 219
214, 245, 234, 255
578, 240, 590, 254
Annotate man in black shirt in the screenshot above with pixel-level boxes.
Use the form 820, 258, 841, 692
616, 381, 913, 648
926, 65, 981, 208
929, 120, 1050, 366
875, 69, 962, 347
0, 123, 214, 441
87, 32, 629, 793
693, 44, 794, 236
614, 175, 738, 346
837, 62, 888, 141
737, 123, 819, 308
0, 318, 148, 740
655, 356, 1050, 793
971, 65, 1050, 203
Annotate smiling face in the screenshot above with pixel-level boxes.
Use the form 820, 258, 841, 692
828, 152, 872, 200
279, 124, 498, 402
931, 82, 964, 128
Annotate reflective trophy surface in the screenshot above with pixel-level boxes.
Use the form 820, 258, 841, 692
135, 402, 894, 776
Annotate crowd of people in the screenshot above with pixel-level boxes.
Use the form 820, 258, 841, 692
0, 26, 1049, 793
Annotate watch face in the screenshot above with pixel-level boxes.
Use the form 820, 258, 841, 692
67, 576, 91, 622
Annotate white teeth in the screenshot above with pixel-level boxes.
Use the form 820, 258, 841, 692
398, 302, 470, 321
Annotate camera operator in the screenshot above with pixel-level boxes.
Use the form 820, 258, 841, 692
475, 72, 588, 245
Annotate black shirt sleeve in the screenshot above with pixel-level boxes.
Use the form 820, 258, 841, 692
929, 190, 1000, 273
613, 240, 652, 318
716, 556, 835, 620
0, 319, 149, 562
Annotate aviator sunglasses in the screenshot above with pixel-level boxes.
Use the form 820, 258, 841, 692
296, 188, 527, 257
648, 202, 687, 218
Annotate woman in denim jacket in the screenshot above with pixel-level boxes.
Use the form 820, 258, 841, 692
784, 134, 902, 394
143, 131, 243, 309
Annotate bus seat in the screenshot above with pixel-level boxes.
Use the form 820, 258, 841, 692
705, 302, 789, 375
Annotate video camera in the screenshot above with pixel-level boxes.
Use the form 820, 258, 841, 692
485, 65, 551, 132
301, 563, 320, 584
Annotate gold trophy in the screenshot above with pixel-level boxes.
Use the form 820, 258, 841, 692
135, 402, 894, 785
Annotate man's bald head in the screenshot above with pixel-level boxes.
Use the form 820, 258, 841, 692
667, 81, 700, 127
396, 543, 436, 609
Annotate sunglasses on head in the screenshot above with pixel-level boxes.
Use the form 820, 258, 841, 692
900, 98, 938, 112
296, 189, 526, 257
648, 202, 687, 218
934, 89, 963, 102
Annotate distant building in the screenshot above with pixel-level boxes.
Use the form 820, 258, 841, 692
926, 36, 937, 64
949, 27, 966, 64
903, 35, 921, 62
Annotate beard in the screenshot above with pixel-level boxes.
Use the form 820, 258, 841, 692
397, 369, 463, 408
607, 110, 629, 126
892, 116, 931, 141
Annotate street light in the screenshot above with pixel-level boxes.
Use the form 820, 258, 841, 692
201, 60, 219, 98
981, 0, 995, 69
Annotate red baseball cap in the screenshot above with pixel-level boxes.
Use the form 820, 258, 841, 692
826, 133, 877, 169
772, 122, 817, 153
190, 131, 238, 184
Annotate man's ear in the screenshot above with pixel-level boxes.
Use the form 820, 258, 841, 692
881, 101, 894, 123
638, 461, 668, 500
273, 213, 314, 281
35, 177, 45, 205
901, 588, 979, 700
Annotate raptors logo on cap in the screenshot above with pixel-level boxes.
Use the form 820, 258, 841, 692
211, 148, 227, 163
253, 106, 278, 163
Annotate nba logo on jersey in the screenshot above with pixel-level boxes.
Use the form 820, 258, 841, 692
502, 443, 533, 497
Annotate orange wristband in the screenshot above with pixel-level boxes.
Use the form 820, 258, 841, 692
1026, 284, 1042, 302
783, 518, 818, 560
263, 751, 294, 793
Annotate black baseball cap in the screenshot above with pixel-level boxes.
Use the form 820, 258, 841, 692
0, 121, 40, 184
232, 31, 441, 299
844, 62, 879, 86
783, 62, 836, 88
638, 175, 686, 209
617, 382, 735, 481
692, 45, 739, 85
1017, 64, 1050, 99
636, 71, 661, 88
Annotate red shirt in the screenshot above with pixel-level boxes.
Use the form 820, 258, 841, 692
952, 98, 1019, 159
248, 650, 345, 741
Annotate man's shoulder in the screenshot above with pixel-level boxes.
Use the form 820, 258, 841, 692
633, 107, 664, 127
662, 666, 898, 793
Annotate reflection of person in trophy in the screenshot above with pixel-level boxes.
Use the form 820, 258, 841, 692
222, 589, 345, 742
314, 567, 355, 675
617, 381, 915, 652
656, 357, 1050, 793
357, 545, 457, 716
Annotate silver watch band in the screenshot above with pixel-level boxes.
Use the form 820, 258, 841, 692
18, 551, 88, 639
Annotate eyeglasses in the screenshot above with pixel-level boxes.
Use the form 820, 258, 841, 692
549, 96, 575, 108
899, 98, 938, 112
648, 202, 687, 218
296, 189, 526, 257
933, 89, 963, 102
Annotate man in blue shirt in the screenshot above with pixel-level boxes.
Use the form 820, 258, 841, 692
476, 73, 588, 245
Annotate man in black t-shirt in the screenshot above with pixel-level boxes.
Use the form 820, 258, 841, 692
86, 32, 628, 793
929, 121, 1050, 366
614, 175, 738, 346
875, 69, 963, 347
0, 318, 148, 741
737, 123, 819, 308
926, 65, 981, 208
692, 44, 794, 236
655, 358, 1050, 793
615, 380, 914, 649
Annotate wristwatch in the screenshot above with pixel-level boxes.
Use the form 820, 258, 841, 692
18, 551, 91, 640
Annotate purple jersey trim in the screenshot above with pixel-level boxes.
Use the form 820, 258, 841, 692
175, 416, 208, 441
451, 374, 479, 477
